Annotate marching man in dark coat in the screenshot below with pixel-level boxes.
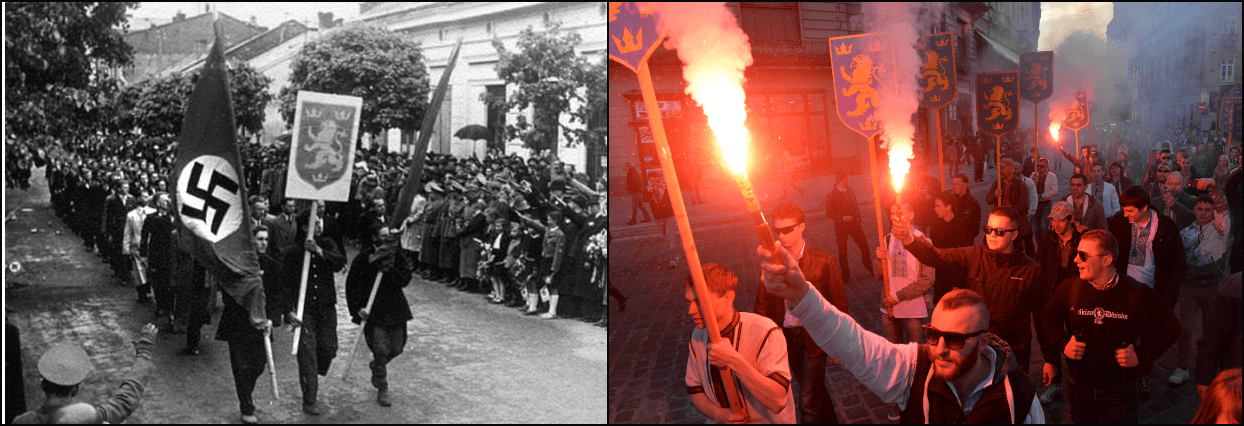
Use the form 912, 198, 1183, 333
276, 210, 346, 416
346, 225, 412, 407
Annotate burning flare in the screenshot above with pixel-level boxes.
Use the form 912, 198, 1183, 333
1050, 122, 1061, 141
888, 136, 913, 192
651, 2, 754, 176
696, 77, 750, 175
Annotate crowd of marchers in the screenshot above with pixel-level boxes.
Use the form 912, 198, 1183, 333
659, 129, 1241, 423
13, 133, 610, 423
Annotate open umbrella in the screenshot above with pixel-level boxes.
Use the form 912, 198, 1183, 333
454, 124, 491, 141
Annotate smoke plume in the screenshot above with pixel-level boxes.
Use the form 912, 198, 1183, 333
650, 2, 754, 174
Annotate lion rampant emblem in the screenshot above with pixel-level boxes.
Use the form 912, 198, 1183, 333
921, 50, 950, 93
982, 85, 1013, 121
1064, 92, 1089, 128
840, 54, 886, 117
1024, 62, 1047, 93
303, 119, 345, 174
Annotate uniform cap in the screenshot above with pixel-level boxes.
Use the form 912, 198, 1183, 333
37, 343, 92, 386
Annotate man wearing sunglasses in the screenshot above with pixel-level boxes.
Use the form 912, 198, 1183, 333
1037, 230, 1181, 423
753, 202, 846, 424
1144, 161, 1174, 202
889, 206, 1042, 378
756, 244, 1045, 423
985, 159, 1032, 254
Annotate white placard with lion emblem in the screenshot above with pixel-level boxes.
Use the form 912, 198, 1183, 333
285, 90, 362, 202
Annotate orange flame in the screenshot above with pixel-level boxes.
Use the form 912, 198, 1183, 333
1050, 123, 1061, 141
888, 136, 913, 192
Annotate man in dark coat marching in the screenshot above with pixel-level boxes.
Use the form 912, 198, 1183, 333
346, 225, 413, 407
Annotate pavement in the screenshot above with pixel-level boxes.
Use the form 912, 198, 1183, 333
607, 162, 1209, 424
5, 167, 606, 423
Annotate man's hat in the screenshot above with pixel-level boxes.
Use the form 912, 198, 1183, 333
1048, 201, 1073, 220
1157, 161, 1174, 171
549, 179, 567, 192
37, 343, 92, 386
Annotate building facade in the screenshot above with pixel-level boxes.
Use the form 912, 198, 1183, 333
122, 12, 268, 83
1112, 3, 1242, 132
608, 2, 1038, 194
357, 2, 608, 179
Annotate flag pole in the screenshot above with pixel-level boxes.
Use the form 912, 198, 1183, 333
638, 62, 748, 421
936, 108, 946, 191
866, 134, 894, 318
342, 272, 384, 381
264, 329, 279, 399
997, 134, 1004, 206
291, 199, 320, 355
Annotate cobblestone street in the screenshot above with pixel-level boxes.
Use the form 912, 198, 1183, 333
608, 165, 1208, 424
5, 168, 606, 424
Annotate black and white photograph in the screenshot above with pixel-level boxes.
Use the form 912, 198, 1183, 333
4, 2, 607, 423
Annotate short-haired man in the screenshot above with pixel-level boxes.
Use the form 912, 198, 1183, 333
1031, 158, 1059, 239
757, 246, 1045, 424
928, 191, 974, 305
887, 206, 1042, 376
1171, 184, 1232, 386
1063, 173, 1108, 231
1038, 230, 1181, 423
753, 202, 845, 423
685, 263, 796, 424
825, 171, 875, 281
951, 173, 983, 241
1088, 162, 1121, 218
986, 158, 1032, 254
1031, 201, 1083, 403
874, 201, 935, 346
1108, 186, 1187, 401
1154, 171, 1197, 230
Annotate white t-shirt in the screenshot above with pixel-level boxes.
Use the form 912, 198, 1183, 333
686, 311, 796, 424
1125, 210, 1159, 287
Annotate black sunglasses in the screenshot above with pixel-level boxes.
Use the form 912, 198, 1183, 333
982, 226, 1017, 237
1076, 251, 1107, 262
773, 222, 804, 235
923, 324, 988, 350
1160, 156, 1171, 160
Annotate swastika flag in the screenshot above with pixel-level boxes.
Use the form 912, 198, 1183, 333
172, 19, 266, 324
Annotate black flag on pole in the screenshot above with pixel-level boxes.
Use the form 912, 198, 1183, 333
172, 19, 266, 323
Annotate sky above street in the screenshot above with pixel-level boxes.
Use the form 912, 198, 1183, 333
129, 2, 360, 30
1039, 2, 1113, 50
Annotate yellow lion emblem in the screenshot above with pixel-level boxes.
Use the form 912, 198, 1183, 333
840, 54, 886, 117
983, 85, 1013, 121
1024, 62, 1047, 93
921, 50, 950, 93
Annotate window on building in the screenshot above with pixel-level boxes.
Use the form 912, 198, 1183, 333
486, 21, 494, 35
745, 91, 834, 168
439, 29, 445, 41
1223, 58, 1235, 82
739, 2, 800, 46
543, 12, 550, 25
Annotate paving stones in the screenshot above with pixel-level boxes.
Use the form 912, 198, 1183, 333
609, 165, 1206, 424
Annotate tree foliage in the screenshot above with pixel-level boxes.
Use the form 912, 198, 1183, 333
490, 22, 598, 155
110, 61, 273, 139
5, 2, 138, 141
279, 25, 431, 140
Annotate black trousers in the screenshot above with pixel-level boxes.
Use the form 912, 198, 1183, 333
785, 327, 838, 424
297, 305, 338, 406
227, 333, 267, 415
365, 321, 407, 391
835, 222, 873, 281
